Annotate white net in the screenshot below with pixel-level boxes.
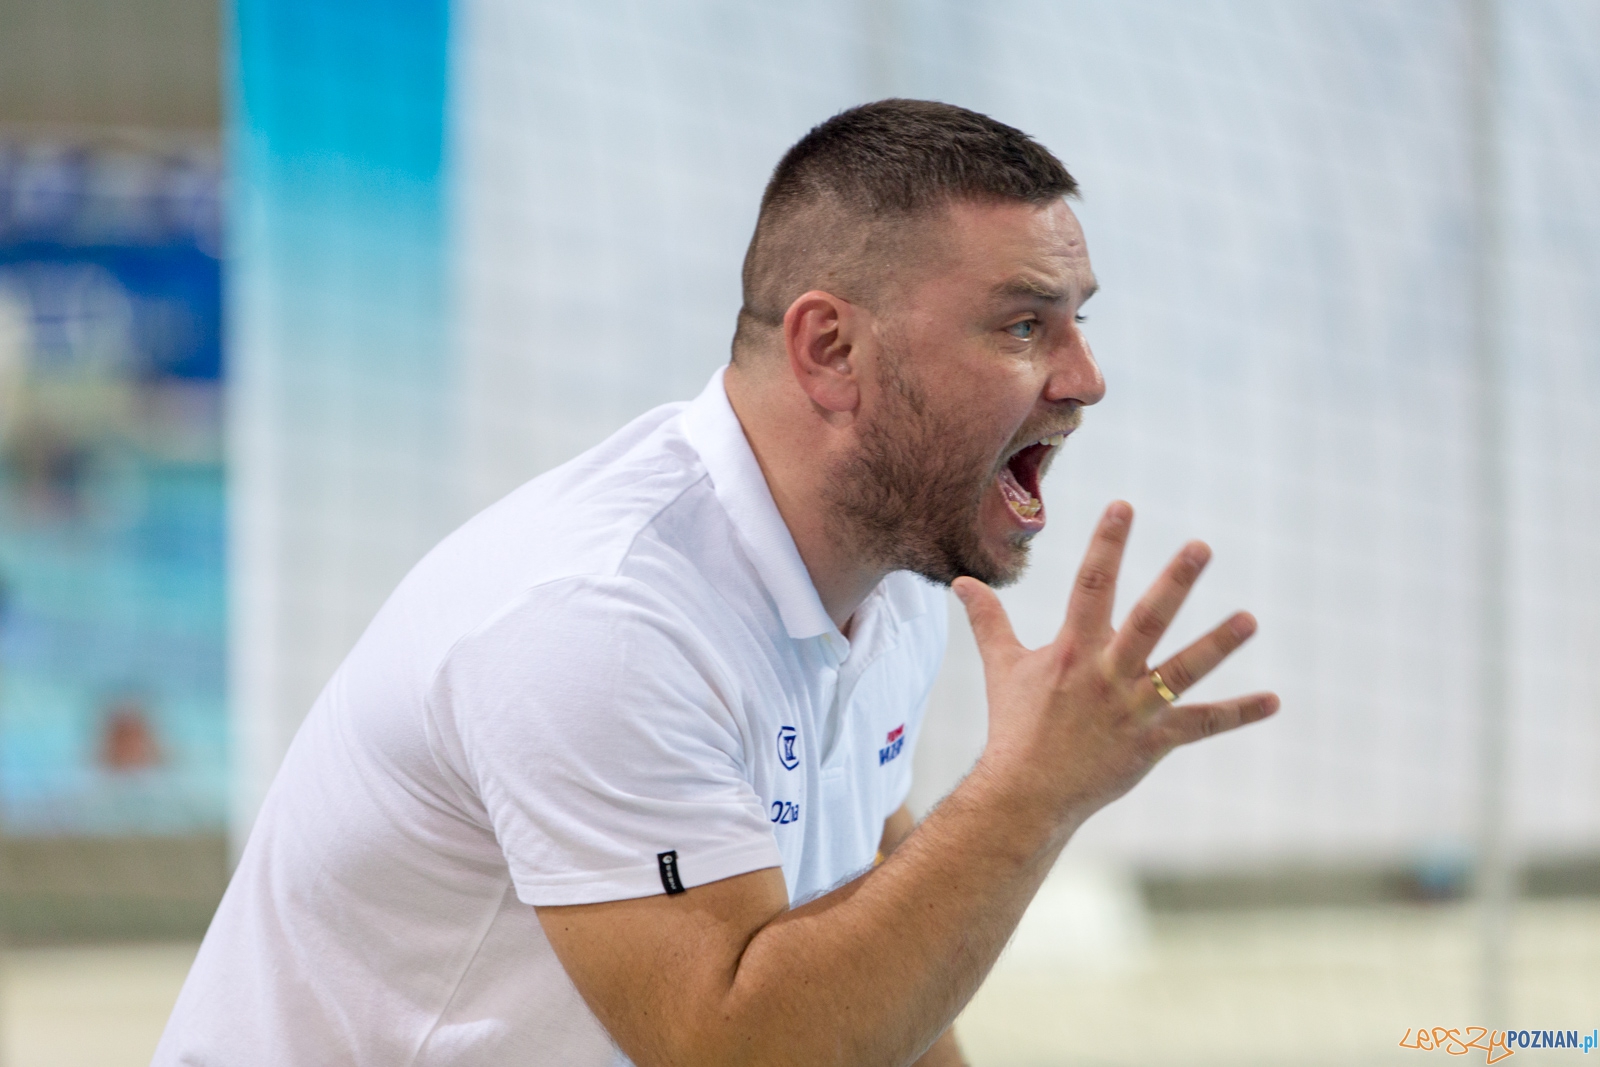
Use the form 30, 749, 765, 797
242, 0, 1600, 1062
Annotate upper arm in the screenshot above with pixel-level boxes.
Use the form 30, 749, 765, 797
539, 809, 917, 1066
537, 866, 791, 1067
435, 578, 781, 906
441, 580, 796, 1061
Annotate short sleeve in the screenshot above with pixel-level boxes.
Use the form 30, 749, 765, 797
429, 576, 781, 906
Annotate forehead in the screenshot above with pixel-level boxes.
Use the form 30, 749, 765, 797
923, 197, 1094, 301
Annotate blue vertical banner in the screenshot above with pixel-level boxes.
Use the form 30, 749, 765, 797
0, 138, 226, 834
229, 0, 454, 846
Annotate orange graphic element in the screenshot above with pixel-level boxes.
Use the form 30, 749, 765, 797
1399, 1027, 1515, 1063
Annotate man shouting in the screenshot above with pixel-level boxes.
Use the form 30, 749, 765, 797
157, 99, 1278, 1067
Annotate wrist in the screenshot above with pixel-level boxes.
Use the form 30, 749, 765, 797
961, 754, 1082, 860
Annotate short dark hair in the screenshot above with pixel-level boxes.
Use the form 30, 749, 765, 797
733, 99, 1077, 359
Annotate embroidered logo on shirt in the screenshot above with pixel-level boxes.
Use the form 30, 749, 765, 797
879, 724, 905, 766
770, 800, 801, 824
657, 850, 685, 895
777, 725, 799, 770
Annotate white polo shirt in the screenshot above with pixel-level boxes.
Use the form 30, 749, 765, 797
155, 368, 948, 1066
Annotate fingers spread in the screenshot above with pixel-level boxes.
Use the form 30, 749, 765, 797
1062, 502, 1132, 640
1157, 692, 1280, 747
1146, 611, 1256, 698
954, 577, 1021, 666
1106, 542, 1211, 676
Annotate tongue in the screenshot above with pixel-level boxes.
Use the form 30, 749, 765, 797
998, 465, 1041, 519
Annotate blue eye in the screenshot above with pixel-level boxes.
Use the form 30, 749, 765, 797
1006, 320, 1037, 339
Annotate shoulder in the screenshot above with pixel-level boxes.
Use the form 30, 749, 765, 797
333, 399, 752, 720
436, 572, 745, 720
441, 402, 712, 583
431, 573, 754, 786
376, 402, 731, 653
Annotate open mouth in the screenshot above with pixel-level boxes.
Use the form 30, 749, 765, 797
997, 433, 1067, 523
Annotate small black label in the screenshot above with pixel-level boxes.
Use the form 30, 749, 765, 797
657, 850, 685, 895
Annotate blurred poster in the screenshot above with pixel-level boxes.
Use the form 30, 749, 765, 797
0, 136, 224, 835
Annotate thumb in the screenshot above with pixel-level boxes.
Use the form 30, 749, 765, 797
953, 577, 1020, 665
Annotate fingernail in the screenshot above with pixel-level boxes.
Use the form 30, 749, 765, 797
1261, 694, 1280, 714
1106, 501, 1132, 524
1230, 613, 1256, 638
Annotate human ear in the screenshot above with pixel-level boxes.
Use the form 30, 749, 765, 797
782, 290, 861, 414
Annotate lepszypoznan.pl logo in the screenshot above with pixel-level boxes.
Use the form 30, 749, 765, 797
1400, 1026, 1598, 1062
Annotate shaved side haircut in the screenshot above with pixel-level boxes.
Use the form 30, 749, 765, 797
732, 99, 1077, 362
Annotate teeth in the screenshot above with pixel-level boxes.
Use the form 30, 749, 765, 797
1036, 433, 1066, 448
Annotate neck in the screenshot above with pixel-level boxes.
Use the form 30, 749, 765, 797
723, 361, 886, 632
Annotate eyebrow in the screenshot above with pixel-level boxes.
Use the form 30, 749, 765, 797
991, 276, 1099, 304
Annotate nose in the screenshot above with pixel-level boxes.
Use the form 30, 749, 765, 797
1045, 325, 1105, 407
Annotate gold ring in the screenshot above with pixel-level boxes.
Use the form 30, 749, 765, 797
1150, 669, 1179, 704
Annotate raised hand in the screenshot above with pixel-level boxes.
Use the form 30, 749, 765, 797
954, 501, 1279, 829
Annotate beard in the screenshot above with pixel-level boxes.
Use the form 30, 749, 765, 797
823, 350, 1032, 588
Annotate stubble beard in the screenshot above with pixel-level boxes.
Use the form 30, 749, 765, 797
823, 351, 1031, 589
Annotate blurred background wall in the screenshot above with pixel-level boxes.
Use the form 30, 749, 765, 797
0, 0, 227, 941
0, 0, 219, 130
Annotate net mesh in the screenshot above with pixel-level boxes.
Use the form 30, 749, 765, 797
436, 1, 1600, 1060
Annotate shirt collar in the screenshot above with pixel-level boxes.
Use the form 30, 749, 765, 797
682, 366, 841, 644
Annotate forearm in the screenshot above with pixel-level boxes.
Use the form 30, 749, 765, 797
547, 513, 1276, 1067
705, 762, 1071, 1066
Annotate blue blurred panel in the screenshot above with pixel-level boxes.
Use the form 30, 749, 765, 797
236, 0, 448, 184
0, 464, 226, 833
226, 0, 452, 841
233, 0, 450, 389
0, 140, 227, 835
0, 245, 222, 381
